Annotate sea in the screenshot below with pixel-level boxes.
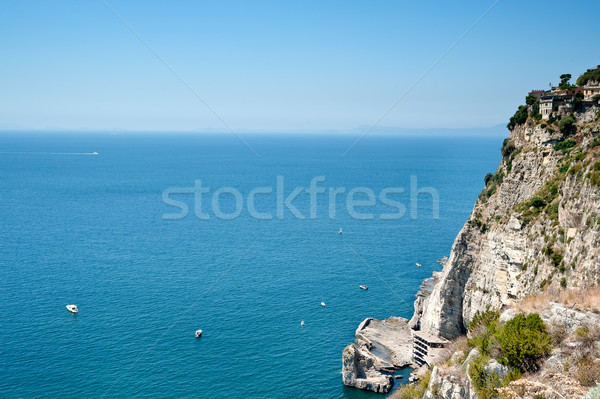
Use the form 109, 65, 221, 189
0, 132, 503, 398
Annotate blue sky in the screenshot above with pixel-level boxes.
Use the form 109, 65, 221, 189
1, 0, 599, 132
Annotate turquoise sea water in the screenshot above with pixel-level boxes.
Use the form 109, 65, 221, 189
0, 133, 502, 398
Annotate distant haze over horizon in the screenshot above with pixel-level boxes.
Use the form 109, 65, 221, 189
0, 124, 509, 137
2, 1, 599, 133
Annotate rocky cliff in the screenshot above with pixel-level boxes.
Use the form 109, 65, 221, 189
343, 72, 600, 396
413, 102, 600, 339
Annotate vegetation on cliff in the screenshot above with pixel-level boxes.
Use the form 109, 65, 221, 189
392, 286, 600, 398
577, 67, 600, 86
403, 66, 600, 398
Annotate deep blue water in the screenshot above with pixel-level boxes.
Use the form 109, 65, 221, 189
0, 132, 502, 398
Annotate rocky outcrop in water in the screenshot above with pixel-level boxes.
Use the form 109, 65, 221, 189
342, 317, 414, 393
342, 344, 394, 393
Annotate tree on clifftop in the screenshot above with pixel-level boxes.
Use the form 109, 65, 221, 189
559, 74, 574, 89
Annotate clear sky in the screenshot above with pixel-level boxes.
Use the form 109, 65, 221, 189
1, 0, 599, 132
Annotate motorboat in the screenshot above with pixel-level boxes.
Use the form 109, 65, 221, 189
338, 228, 343, 234
195, 329, 203, 338
66, 304, 78, 313
359, 285, 368, 290
416, 263, 422, 267
301, 321, 305, 326
321, 302, 326, 307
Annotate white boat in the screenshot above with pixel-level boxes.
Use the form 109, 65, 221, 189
321, 302, 326, 307
66, 304, 78, 313
338, 228, 343, 234
91, 152, 99, 155
195, 329, 203, 338
416, 263, 422, 267
359, 285, 368, 290
301, 321, 305, 326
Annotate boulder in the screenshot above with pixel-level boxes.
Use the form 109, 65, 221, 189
342, 317, 414, 393
342, 344, 394, 393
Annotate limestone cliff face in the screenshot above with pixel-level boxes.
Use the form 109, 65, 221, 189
415, 103, 600, 339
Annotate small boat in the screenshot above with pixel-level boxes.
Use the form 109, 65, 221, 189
66, 304, 78, 313
321, 302, 326, 307
359, 285, 368, 290
195, 329, 203, 338
416, 263, 422, 267
91, 152, 99, 155
338, 228, 343, 234
301, 321, 305, 327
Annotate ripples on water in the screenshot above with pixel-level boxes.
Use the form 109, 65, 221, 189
0, 133, 502, 398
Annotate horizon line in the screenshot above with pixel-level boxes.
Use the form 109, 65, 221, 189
0, 124, 509, 137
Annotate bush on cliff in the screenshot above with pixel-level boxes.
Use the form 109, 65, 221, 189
501, 139, 516, 158
468, 312, 552, 373
559, 116, 576, 135
525, 94, 537, 105
577, 67, 600, 86
507, 106, 528, 130
469, 308, 500, 332
497, 313, 551, 373
554, 139, 576, 152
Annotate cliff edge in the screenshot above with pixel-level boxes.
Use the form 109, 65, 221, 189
413, 91, 600, 339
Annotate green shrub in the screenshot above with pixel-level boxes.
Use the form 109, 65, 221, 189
551, 252, 564, 267
530, 197, 546, 208
554, 139, 577, 152
497, 313, 552, 372
501, 139, 517, 157
543, 245, 564, 267
559, 161, 572, 173
484, 173, 493, 185
503, 368, 522, 386
560, 277, 567, 288
469, 356, 502, 399
546, 201, 559, 220
530, 102, 541, 120
507, 106, 528, 130
569, 164, 583, 175
559, 116, 576, 135
589, 171, 600, 187
469, 308, 500, 332
576, 67, 600, 86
